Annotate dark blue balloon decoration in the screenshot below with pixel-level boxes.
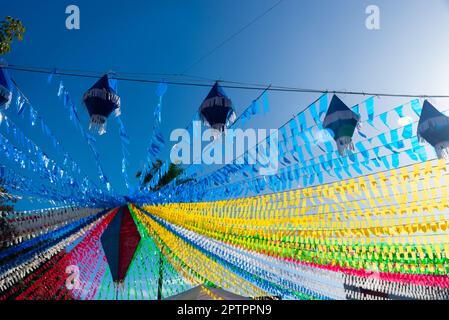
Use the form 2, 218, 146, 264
199, 82, 236, 134
323, 95, 360, 156
83, 74, 121, 135
101, 206, 141, 283
0, 67, 13, 109
417, 100, 449, 160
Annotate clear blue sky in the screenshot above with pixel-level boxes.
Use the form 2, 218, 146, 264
3, 0, 449, 208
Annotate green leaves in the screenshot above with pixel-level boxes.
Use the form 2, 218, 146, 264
0, 16, 26, 55
137, 159, 187, 191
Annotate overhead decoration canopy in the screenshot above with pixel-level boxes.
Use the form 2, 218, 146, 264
2, 63, 449, 301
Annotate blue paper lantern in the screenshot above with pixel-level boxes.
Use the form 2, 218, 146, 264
101, 206, 141, 283
0, 67, 13, 109
199, 82, 236, 134
323, 95, 360, 156
83, 74, 121, 135
417, 100, 449, 160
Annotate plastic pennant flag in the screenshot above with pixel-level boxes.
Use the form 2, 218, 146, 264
380, 112, 389, 128
411, 99, 422, 116
318, 94, 328, 118
17, 94, 26, 115
262, 92, 270, 114
57, 81, 64, 97
365, 96, 375, 126
47, 68, 57, 84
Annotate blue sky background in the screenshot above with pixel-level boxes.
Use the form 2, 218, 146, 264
3, 0, 449, 209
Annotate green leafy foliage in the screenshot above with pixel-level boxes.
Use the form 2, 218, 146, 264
137, 159, 193, 192
0, 16, 25, 55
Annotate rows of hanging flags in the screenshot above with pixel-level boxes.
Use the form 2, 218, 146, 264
134, 93, 447, 204
4, 199, 449, 300
0, 106, 92, 190
138, 154, 449, 299
140, 81, 237, 191
3, 66, 449, 300
54, 73, 116, 194
131, 92, 365, 202
137, 82, 168, 187
116, 116, 131, 191
131, 95, 439, 300
52, 71, 131, 195
2, 63, 205, 205
0, 206, 269, 300
0, 65, 13, 110
2, 64, 140, 205
1, 71, 113, 206
238, 89, 270, 126
134, 83, 272, 198
2, 64, 446, 206
186, 83, 268, 173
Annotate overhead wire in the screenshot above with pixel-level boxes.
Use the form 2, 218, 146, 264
3, 64, 449, 98
181, 0, 285, 74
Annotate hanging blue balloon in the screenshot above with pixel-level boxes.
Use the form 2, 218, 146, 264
83, 74, 121, 135
199, 82, 236, 133
0, 67, 13, 109
417, 100, 449, 160
323, 95, 360, 156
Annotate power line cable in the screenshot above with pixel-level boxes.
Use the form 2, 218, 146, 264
3, 64, 449, 98
181, 0, 285, 74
